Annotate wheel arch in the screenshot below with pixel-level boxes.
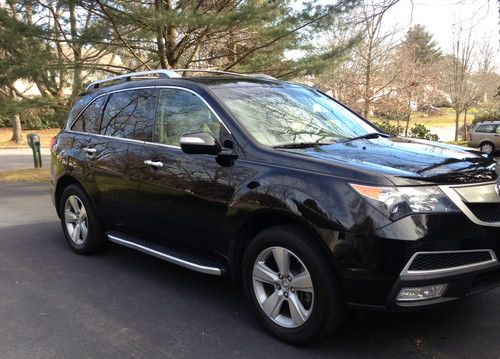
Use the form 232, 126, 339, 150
227, 209, 337, 284
54, 175, 86, 217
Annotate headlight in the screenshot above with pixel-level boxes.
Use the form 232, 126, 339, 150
350, 184, 460, 220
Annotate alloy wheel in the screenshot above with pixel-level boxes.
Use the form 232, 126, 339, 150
64, 195, 88, 246
481, 143, 494, 154
252, 246, 314, 328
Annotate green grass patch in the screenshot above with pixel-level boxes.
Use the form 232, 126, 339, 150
0, 168, 50, 183
369, 107, 479, 129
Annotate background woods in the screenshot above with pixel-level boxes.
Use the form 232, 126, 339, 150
0, 0, 498, 144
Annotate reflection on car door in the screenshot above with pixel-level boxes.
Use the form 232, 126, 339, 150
138, 88, 235, 253
89, 88, 156, 230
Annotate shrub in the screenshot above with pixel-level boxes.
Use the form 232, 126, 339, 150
409, 123, 439, 141
416, 104, 443, 116
0, 115, 11, 127
0, 100, 65, 130
374, 121, 403, 135
472, 108, 500, 124
459, 123, 474, 140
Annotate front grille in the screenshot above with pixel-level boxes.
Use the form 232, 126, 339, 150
466, 203, 500, 222
408, 251, 494, 271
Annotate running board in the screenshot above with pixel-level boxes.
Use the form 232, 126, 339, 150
107, 231, 224, 276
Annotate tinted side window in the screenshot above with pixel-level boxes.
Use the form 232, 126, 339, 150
71, 96, 106, 133
476, 125, 496, 133
100, 89, 155, 141
155, 89, 220, 146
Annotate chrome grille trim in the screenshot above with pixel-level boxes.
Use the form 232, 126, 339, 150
440, 181, 500, 227
400, 249, 498, 278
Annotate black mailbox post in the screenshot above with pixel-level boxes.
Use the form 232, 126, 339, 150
27, 133, 42, 168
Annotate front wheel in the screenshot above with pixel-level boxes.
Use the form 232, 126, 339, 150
242, 225, 346, 344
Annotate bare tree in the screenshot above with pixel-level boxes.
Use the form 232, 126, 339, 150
444, 27, 478, 141
315, 0, 400, 117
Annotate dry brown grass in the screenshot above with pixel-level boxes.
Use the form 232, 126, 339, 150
0, 128, 60, 149
0, 168, 50, 183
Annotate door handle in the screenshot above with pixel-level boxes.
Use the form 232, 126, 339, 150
83, 147, 97, 155
144, 159, 164, 169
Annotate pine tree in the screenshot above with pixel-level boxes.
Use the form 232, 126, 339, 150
402, 24, 441, 64
93, 0, 359, 77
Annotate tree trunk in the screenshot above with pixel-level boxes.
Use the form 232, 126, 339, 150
363, 64, 371, 118
405, 115, 411, 137
11, 114, 22, 143
404, 97, 412, 136
463, 108, 468, 140
69, 2, 83, 96
454, 109, 460, 142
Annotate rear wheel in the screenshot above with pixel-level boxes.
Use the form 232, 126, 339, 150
480, 141, 495, 154
59, 184, 105, 254
242, 225, 345, 344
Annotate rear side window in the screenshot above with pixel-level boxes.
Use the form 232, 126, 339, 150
71, 96, 106, 133
476, 124, 496, 133
100, 89, 155, 141
155, 88, 220, 146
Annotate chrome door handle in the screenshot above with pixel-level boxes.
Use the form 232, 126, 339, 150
144, 160, 164, 169
83, 147, 96, 155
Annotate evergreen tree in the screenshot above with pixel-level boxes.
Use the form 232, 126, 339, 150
401, 24, 441, 64
93, 0, 359, 77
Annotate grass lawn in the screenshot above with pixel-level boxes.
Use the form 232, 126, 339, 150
0, 128, 60, 149
0, 168, 50, 183
369, 107, 478, 129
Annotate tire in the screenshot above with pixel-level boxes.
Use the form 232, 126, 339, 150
59, 184, 106, 254
480, 141, 495, 154
242, 225, 346, 345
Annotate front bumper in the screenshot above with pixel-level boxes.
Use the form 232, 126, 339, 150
339, 210, 500, 311
385, 249, 500, 310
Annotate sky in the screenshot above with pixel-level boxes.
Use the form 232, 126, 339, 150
293, 0, 499, 67
383, 0, 499, 62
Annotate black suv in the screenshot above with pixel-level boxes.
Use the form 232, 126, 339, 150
50, 70, 500, 344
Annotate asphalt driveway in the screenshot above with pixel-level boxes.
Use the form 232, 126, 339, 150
0, 148, 51, 171
0, 182, 499, 358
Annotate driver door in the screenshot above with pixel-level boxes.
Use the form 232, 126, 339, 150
137, 88, 234, 253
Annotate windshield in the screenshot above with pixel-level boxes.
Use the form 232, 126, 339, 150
211, 85, 377, 147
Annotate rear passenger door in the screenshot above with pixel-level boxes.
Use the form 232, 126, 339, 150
138, 87, 234, 252
89, 88, 156, 230
475, 124, 497, 144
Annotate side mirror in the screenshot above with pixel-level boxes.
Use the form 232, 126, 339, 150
180, 132, 222, 155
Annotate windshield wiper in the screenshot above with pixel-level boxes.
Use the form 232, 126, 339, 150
273, 142, 332, 149
342, 132, 394, 143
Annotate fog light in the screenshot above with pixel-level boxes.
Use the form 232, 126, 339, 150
396, 284, 448, 302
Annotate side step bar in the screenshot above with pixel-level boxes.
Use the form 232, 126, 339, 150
107, 232, 224, 276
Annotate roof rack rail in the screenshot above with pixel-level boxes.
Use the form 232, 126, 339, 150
85, 69, 181, 92
172, 69, 277, 80
85, 69, 277, 92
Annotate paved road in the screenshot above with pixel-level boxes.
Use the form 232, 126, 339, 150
0, 148, 51, 171
0, 183, 499, 358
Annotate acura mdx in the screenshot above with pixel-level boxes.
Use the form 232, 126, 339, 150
50, 70, 500, 344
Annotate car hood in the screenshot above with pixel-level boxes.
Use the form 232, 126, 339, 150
283, 137, 499, 185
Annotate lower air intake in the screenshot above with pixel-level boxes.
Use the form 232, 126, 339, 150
408, 251, 495, 271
